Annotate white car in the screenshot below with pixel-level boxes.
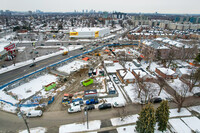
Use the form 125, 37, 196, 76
26, 110, 43, 117
113, 102, 125, 107
68, 105, 81, 113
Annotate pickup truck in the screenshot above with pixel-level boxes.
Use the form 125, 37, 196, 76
86, 99, 99, 105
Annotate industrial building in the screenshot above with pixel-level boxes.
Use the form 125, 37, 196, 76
69, 27, 110, 39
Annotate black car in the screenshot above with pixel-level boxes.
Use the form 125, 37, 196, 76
98, 103, 111, 110
30, 63, 36, 67
194, 92, 200, 97
150, 97, 162, 103
84, 105, 95, 111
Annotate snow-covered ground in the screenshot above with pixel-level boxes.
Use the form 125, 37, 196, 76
169, 118, 191, 133
116, 124, 171, 133
59, 120, 101, 133
169, 108, 191, 118
124, 83, 171, 103
8, 74, 57, 100
181, 117, 200, 132
57, 60, 88, 74
0, 33, 15, 52
111, 114, 139, 126
167, 79, 193, 97
188, 105, 200, 114
19, 127, 46, 133
0, 45, 83, 74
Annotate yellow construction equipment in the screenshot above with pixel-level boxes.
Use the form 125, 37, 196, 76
63, 51, 68, 55
94, 53, 101, 56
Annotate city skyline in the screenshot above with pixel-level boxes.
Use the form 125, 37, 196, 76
0, 0, 200, 14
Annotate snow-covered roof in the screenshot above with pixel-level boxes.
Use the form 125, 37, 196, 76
71, 27, 109, 32
106, 63, 124, 73
157, 68, 175, 75
124, 71, 135, 80
178, 68, 192, 75
133, 70, 147, 78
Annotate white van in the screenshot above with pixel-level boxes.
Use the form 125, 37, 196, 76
68, 105, 81, 113
113, 102, 125, 108
26, 110, 43, 117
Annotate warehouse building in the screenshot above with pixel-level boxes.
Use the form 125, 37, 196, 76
69, 27, 110, 39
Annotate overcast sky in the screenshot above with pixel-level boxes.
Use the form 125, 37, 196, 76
0, 0, 199, 14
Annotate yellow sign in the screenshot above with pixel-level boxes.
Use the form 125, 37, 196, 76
95, 31, 99, 38
70, 32, 78, 36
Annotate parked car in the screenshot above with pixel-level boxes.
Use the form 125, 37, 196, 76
1, 64, 6, 68
114, 78, 120, 84
29, 63, 36, 67
68, 106, 81, 113
70, 101, 84, 107
26, 110, 42, 117
84, 105, 95, 111
98, 103, 112, 110
86, 99, 99, 105
113, 102, 125, 108
150, 97, 162, 103
194, 92, 200, 97
40, 44, 45, 46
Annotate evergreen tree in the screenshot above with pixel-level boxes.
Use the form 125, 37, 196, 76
155, 100, 170, 132
136, 103, 156, 133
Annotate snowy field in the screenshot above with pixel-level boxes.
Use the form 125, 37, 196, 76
19, 127, 46, 133
8, 74, 57, 100
57, 60, 88, 74
0, 45, 83, 74
169, 108, 191, 118
111, 114, 139, 126
59, 120, 101, 133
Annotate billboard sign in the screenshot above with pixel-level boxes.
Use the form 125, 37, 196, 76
70, 32, 78, 36
4, 43, 15, 51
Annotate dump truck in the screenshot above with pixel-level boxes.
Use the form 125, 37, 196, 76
82, 78, 93, 87
63, 51, 68, 55
44, 82, 56, 91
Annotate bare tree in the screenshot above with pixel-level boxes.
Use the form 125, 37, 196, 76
187, 68, 200, 92
113, 108, 128, 121
173, 84, 188, 112
157, 76, 165, 96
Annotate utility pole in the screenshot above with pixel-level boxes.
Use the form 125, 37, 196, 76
85, 109, 89, 129
17, 102, 30, 133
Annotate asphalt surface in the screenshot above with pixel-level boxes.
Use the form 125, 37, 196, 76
0, 46, 91, 86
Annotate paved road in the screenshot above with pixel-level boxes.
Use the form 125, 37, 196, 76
0, 46, 92, 86
1, 99, 200, 133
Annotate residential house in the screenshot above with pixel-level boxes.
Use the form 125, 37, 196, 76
155, 67, 178, 79
116, 69, 135, 84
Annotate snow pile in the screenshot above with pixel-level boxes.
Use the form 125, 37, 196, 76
19, 127, 46, 133
169, 108, 191, 118
57, 60, 88, 74
59, 120, 101, 133
0, 90, 18, 104
0, 102, 17, 113
8, 74, 57, 100
111, 114, 139, 126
